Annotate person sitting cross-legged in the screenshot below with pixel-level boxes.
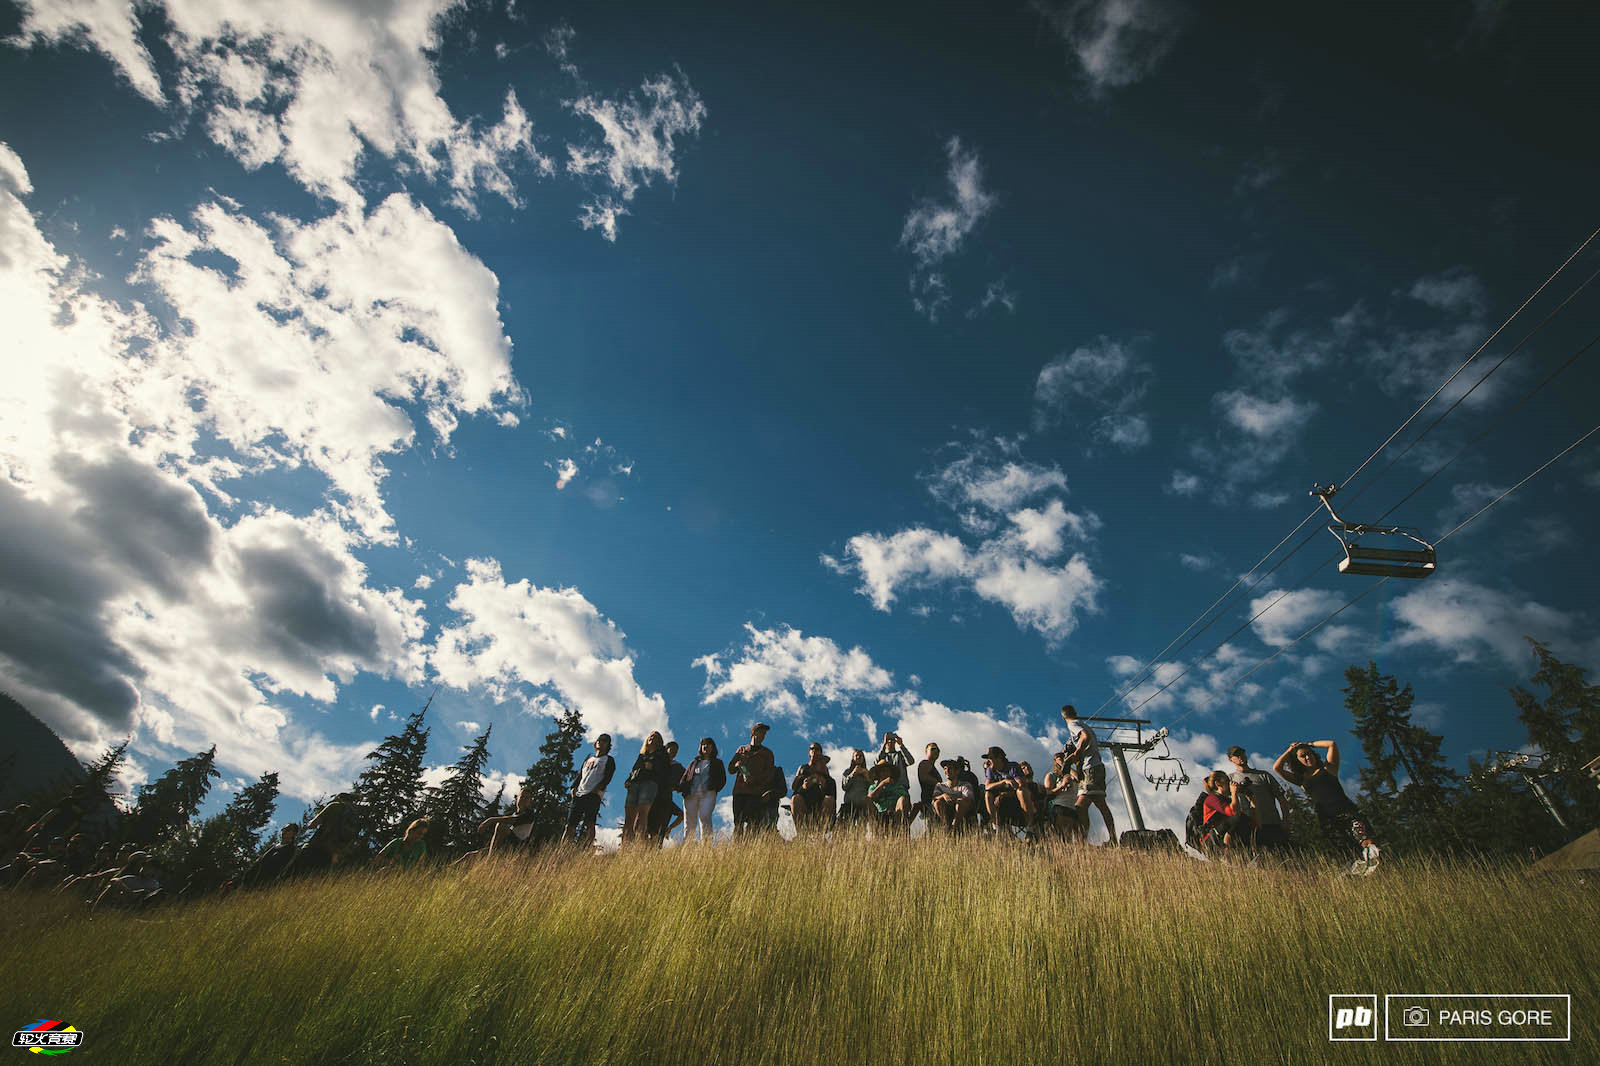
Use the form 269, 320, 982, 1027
981, 746, 1036, 834
930, 758, 978, 832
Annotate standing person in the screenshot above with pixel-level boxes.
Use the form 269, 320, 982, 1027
1042, 754, 1085, 841
915, 742, 942, 824
375, 818, 431, 870
566, 734, 615, 850
867, 761, 911, 830
1273, 740, 1381, 874
679, 738, 726, 845
1060, 705, 1117, 844
285, 792, 359, 877
727, 723, 777, 838
876, 732, 914, 790
790, 744, 838, 835
981, 746, 1036, 832
1227, 745, 1291, 852
623, 732, 668, 845
648, 741, 687, 844
838, 749, 872, 827
931, 759, 978, 832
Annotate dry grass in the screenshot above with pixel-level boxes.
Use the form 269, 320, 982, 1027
1, 837, 1595, 1065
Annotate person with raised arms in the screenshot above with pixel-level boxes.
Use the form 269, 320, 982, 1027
1273, 740, 1381, 875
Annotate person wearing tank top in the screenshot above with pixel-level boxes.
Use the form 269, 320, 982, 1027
1273, 740, 1382, 875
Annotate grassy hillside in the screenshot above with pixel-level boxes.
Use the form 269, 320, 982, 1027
2, 838, 1594, 1065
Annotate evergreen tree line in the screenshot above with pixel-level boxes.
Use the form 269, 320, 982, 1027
6, 694, 591, 891
1320, 639, 1599, 858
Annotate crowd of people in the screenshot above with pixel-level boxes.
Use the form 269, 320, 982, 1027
1, 705, 1385, 902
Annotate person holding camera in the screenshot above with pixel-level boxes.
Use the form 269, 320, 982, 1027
728, 723, 777, 837
875, 731, 914, 790
838, 749, 873, 827
981, 745, 1037, 832
790, 744, 837, 836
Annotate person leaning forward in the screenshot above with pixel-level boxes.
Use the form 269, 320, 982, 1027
728, 723, 776, 837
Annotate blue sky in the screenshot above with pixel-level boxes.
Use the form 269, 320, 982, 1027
3, 0, 1598, 839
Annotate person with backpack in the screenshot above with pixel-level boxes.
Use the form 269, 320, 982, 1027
1195, 771, 1251, 856
1273, 739, 1381, 874
566, 734, 615, 850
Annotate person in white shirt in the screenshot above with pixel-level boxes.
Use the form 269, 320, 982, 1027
1061, 704, 1116, 844
565, 734, 615, 849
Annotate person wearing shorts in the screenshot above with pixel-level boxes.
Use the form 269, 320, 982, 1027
623, 732, 667, 846
1061, 705, 1116, 844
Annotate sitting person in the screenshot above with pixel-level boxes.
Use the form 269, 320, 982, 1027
241, 823, 301, 887
867, 760, 911, 831
1042, 754, 1087, 841
981, 746, 1036, 832
930, 759, 978, 832
790, 744, 837, 835
1198, 771, 1250, 855
837, 749, 873, 826
375, 818, 430, 870
477, 785, 539, 858
93, 853, 163, 909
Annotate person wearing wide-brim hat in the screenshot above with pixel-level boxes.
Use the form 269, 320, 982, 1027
790, 743, 837, 835
727, 723, 777, 838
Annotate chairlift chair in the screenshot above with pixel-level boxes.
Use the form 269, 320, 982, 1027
1142, 742, 1190, 793
1311, 484, 1437, 579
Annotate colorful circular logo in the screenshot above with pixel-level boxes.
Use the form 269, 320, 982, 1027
12, 1021, 82, 1055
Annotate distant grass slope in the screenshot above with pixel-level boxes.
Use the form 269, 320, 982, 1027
2, 838, 1594, 1065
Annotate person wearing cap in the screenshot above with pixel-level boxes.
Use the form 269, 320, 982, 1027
728, 723, 778, 837
1060, 705, 1116, 844
931, 758, 978, 831
790, 744, 837, 835
679, 738, 726, 845
1227, 745, 1291, 851
566, 733, 615, 850
981, 746, 1036, 832
915, 742, 942, 824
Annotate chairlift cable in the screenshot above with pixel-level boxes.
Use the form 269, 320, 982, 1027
1093, 230, 1598, 720
1373, 330, 1600, 524
1337, 226, 1600, 494
1339, 265, 1600, 513
1150, 416, 1600, 737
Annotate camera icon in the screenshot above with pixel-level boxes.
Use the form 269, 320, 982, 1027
1402, 1006, 1429, 1027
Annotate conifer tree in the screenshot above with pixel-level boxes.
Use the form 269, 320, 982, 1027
1508, 640, 1600, 831
81, 739, 130, 807
128, 746, 220, 847
1344, 662, 1458, 851
353, 697, 433, 845
192, 772, 280, 875
424, 725, 493, 854
518, 707, 588, 845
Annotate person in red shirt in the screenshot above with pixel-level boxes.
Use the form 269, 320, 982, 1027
1199, 770, 1249, 855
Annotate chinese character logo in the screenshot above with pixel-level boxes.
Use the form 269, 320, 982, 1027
11, 1022, 83, 1055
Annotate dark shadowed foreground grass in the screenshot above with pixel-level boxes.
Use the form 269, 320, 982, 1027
1, 837, 1594, 1065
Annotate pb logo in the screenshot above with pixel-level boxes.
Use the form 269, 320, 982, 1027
1328, 995, 1378, 1041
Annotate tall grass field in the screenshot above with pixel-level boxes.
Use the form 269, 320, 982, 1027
2, 837, 1594, 1065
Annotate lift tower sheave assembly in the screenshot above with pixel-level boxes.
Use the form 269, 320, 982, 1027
1084, 717, 1166, 833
